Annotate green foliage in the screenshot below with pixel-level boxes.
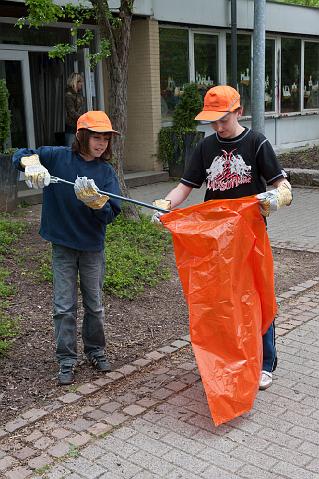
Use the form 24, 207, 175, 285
158, 83, 203, 167
0, 218, 28, 254
0, 216, 27, 355
15, 0, 131, 68
0, 315, 18, 356
0, 79, 11, 153
104, 214, 171, 299
271, 0, 319, 5
172, 83, 203, 131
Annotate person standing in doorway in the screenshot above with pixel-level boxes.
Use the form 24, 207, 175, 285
65, 72, 85, 147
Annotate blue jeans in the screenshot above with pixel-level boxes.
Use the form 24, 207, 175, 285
52, 244, 106, 365
262, 321, 277, 372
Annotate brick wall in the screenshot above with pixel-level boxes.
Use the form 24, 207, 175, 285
125, 18, 162, 172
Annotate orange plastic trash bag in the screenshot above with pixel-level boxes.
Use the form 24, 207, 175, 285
161, 196, 277, 426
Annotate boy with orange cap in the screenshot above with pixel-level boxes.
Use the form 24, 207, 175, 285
153, 85, 292, 390
13, 111, 121, 385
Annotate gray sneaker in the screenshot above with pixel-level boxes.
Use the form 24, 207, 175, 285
58, 363, 75, 385
90, 355, 111, 372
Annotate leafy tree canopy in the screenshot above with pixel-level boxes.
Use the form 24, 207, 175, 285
270, 0, 319, 7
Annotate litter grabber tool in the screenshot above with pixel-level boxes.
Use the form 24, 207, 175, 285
49, 176, 170, 213
20, 154, 170, 213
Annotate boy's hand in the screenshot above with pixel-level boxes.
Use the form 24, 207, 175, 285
74, 176, 109, 209
151, 199, 171, 224
257, 183, 292, 217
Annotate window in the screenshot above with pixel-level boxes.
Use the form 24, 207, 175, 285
194, 33, 218, 98
227, 34, 252, 116
265, 39, 276, 112
281, 38, 301, 113
304, 41, 319, 110
159, 28, 189, 120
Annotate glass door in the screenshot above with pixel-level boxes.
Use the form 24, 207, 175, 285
0, 50, 35, 148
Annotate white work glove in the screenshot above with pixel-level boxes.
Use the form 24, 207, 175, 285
256, 182, 292, 217
151, 199, 171, 224
74, 176, 109, 210
21, 154, 50, 189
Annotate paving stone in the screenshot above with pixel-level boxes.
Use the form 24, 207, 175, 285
170, 340, 189, 349
67, 432, 91, 447
5, 466, 33, 478
135, 398, 159, 408
25, 430, 43, 443
103, 412, 127, 427
87, 422, 113, 437
157, 346, 178, 354
122, 405, 146, 417
47, 441, 70, 458
68, 417, 94, 433
0, 456, 16, 472
33, 436, 55, 451
145, 351, 165, 361
97, 451, 142, 477
51, 427, 72, 439
165, 380, 188, 392
100, 401, 121, 413
76, 383, 100, 396
5, 418, 28, 433
28, 453, 53, 470
132, 358, 152, 367
105, 371, 124, 381
0, 429, 7, 438
57, 393, 82, 404
12, 446, 36, 460
21, 408, 48, 422
65, 457, 106, 478
93, 377, 113, 387
116, 364, 138, 376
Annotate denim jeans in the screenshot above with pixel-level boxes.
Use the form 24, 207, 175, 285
262, 321, 277, 372
52, 244, 106, 365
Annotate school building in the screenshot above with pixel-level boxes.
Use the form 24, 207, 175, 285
1, 0, 319, 174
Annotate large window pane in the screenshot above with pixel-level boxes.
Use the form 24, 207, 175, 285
160, 28, 189, 120
0, 22, 70, 46
265, 39, 276, 112
227, 34, 252, 116
281, 38, 301, 113
194, 33, 218, 98
304, 41, 319, 110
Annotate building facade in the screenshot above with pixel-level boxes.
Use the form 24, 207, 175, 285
1, 0, 319, 172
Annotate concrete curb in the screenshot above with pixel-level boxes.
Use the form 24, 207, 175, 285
286, 168, 319, 187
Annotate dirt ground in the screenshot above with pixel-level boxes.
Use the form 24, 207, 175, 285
278, 146, 319, 170
1, 204, 319, 426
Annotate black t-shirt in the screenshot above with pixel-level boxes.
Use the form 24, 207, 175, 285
181, 127, 285, 202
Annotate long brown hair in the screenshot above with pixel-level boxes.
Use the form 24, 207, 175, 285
72, 129, 113, 162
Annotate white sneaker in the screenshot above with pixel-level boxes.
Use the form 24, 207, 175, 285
259, 371, 272, 390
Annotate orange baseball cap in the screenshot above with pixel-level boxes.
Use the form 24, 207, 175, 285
195, 85, 241, 122
77, 111, 120, 134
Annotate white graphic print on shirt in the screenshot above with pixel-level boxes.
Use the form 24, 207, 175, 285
206, 149, 252, 191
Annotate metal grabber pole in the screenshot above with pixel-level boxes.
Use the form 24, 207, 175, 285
49, 176, 169, 213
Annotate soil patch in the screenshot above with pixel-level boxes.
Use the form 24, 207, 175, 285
278, 145, 319, 170
1, 205, 318, 425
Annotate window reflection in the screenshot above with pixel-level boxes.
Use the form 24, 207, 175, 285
281, 38, 301, 113
194, 34, 218, 99
304, 42, 319, 110
227, 34, 251, 116
265, 39, 276, 112
159, 28, 189, 120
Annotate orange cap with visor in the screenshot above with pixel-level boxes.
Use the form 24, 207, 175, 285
195, 85, 241, 122
77, 111, 120, 135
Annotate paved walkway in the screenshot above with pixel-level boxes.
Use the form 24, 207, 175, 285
1, 186, 319, 479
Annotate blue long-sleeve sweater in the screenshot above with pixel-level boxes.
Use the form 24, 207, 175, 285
13, 147, 121, 251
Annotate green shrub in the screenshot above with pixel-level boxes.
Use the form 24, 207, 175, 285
0, 79, 11, 153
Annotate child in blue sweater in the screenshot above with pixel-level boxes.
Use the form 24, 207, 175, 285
13, 111, 121, 385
